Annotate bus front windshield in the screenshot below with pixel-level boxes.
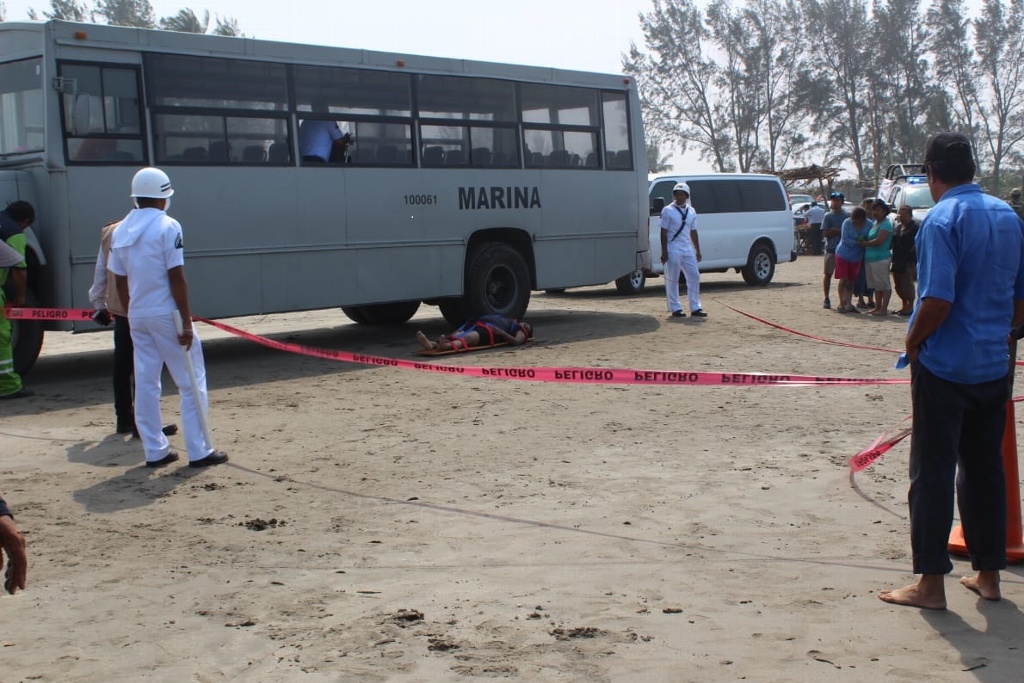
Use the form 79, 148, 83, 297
0, 58, 44, 156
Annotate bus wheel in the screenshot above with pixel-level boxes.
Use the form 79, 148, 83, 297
360, 301, 421, 325
615, 269, 646, 294
341, 306, 372, 324
742, 243, 775, 286
11, 290, 44, 375
437, 298, 467, 326
464, 243, 531, 320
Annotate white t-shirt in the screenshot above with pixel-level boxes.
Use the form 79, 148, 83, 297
660, 201, 698, 256
107, 208, 185, 318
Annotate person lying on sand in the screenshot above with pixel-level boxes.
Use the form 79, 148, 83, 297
416, 315, 532, 352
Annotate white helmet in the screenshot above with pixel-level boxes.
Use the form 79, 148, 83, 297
130, 167, 174, 199
672, 182, 690, 196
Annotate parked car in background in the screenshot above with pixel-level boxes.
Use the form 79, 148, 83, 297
788, 193, 814, 209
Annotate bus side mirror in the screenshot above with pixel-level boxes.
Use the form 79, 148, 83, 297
650, 197, 665, 215
71, 94, 91, 137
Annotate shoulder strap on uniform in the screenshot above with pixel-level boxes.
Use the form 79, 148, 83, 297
670, 205, 689, 242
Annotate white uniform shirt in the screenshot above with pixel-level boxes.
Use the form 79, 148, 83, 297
660, 201, 698, 256
107, 208, 185, 318
804, 204, 826, 225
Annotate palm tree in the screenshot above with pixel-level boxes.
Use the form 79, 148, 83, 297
647, 140, 674, 174
160, 8, 208, 33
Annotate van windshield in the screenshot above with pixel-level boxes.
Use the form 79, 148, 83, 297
0, 58, 44, 156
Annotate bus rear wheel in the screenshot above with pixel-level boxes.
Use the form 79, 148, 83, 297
342, 301, 420, 325
437, 298, 467, 326
464, 243, 531, 321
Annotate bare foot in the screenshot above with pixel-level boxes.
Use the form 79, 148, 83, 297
960, 572, 1001, 601
879, 581, 947, 610
415, 331, 437, 350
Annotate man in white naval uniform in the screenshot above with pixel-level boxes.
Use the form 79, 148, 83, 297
659, 182, 707, 318
107, 167, 228, 468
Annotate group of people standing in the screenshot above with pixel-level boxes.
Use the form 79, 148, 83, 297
821, 194, 919, 316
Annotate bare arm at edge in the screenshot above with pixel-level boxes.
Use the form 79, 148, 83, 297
905, 297, 951, 364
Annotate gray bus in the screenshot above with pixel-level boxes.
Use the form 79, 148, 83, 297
0, 20, 649, 372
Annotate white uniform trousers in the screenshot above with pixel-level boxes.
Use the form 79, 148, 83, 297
130, 313, 213, 463
664, 250, 702, 314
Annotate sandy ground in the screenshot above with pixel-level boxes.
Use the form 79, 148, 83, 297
2, 254, 1023, 683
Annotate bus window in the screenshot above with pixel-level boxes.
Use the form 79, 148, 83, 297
60, 63, 144, 162
602, 92, 632, 170
0, 58, 44, 155
416, 74, 518, 169
145, 54, 288, 111
524, 130, 596, 168
521, 83, 600, 169
154, 113, 288, 165
294, 65, 412, 117
346, 121, 412, 166
521, 83, 598, 125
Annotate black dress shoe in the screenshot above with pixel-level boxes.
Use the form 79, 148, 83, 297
671, 310, 686, 317
690, 309, 708, 318
188, 451, 229, 468
145, 452, 180, 468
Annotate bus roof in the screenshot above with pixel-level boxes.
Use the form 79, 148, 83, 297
0, 19, 633, 90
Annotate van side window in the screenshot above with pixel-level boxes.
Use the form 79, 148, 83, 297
736, 179, 787, 211
686, 180, 721, 214
651, 181, 676, 210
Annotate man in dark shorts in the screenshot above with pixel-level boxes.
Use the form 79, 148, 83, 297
820, 192, 849, 309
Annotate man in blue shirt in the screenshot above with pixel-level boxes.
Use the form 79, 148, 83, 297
880, 132, 1024, 610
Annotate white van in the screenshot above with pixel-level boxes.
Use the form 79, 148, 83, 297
614, 173, 797, 293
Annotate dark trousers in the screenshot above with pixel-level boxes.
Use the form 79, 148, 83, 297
909, 363, 1008, 574
808, 223, 823, 255
113, 314, 134, 424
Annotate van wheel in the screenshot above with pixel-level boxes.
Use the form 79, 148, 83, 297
12, 290, 44, 375
742, 244, 775, 286
615, 269, 646, 294
464, 243, 531, 320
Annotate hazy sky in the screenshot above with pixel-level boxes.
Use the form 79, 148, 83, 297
2, 0, 653, 74
1, 0, 988, 176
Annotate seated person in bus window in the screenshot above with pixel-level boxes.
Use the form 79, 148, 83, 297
74, 138, 118, 161
299, 100, 352, 164
416, 316, 532, 351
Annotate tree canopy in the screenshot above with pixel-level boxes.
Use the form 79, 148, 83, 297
23, 1, 243, 37
626, 0, 1024, 193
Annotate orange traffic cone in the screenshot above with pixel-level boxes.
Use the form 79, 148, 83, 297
948, 399, 1024, 561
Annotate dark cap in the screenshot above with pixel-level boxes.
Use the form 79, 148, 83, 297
872, 198, 891, 214
924, 132, 973, 164
829, 191, 845, 201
